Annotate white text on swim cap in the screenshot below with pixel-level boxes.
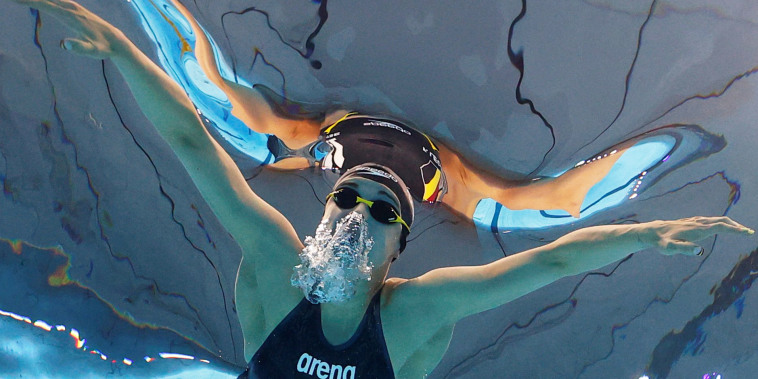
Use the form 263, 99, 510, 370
355, 166, 399, 183
364, 120, 411, 135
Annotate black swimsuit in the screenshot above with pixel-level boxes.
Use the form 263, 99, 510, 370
240, 290, 394, 379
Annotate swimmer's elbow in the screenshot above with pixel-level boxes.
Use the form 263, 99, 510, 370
170, 131, 205, 151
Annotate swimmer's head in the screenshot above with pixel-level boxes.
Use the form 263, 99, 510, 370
296, 167, 412, 303
331, 164, 413, 254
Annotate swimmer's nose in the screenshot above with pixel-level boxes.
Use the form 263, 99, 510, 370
353, 202, 372, 217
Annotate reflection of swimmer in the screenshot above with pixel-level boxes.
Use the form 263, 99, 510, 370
12, 1, 753, 377
170, 0, 632, 220
268, 112, 448, 204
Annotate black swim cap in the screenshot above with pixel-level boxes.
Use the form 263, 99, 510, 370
333, 164, 414, 252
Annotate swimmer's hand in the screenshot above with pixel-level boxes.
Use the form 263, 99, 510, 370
636, 216, 753, 256
9, 0, 127, 59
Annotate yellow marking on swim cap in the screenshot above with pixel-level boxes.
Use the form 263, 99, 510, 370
323, 112, 358, 134
422, 133, 438, 151
149, 0, 192, 55
423, 169, 442, 201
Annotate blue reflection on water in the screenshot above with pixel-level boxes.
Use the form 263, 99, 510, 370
131, 0, 271, 164
475, 135, 676, 230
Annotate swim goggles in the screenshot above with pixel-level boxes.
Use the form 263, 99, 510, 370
326, 187, 411, 232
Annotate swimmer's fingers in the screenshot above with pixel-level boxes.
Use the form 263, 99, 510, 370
676, 217, 753, 239
699, 216, 752, 231
11, 0, 125, 58
641, 217, 753, 256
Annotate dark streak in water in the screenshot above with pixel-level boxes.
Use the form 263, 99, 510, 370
32, 10, 98, 246
644, 246, 758, 379
577, 173, 735, 376
576, 239, 721, 376
506, 0, 557, 176
306, 0, 329, 69
451, 164, 735, 376
29, 10, 225, 353
101, 61, 236, 359
246, 49, 321, 117
249, 48, 287, 85
579, 0, 658, 151
633, 65, 758, 135
406, 219, 453, 244
283, 171, 324, 205
220, 0, 328, 73
443, 254, 634, 378
0, 136, 12, 198
493, 231, 509, 258
191, 204, 217, 249
644, 171, 741, 212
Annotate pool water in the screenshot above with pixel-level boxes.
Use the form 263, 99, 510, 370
1, 0, 757, 377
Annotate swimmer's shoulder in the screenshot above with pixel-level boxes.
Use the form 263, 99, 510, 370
380, 277, 439, 321
381, 277, 455, 374
381, 274, 460, 328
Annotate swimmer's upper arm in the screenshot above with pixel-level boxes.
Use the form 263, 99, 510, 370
396, 246, 561, 327
171, 115, 306, 354
171, 126, 303, 263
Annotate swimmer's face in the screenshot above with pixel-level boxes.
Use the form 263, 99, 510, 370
291, 179, 403, 303
322, 178, 404, 266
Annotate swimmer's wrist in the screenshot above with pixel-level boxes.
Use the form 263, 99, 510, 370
108, 30, 134, 59
630, 222, 656, 251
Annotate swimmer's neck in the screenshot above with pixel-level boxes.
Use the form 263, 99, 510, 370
319, 281, 384, 345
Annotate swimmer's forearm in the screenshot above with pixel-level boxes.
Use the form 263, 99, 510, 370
453, 225, 646, 308
536, 223, 646, 277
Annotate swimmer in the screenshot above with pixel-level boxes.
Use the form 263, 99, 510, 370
9, 1, 753, 377
169, 0, 629, 219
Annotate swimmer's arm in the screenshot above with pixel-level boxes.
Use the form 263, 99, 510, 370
107, 20, 306, 268
401, 217, 752, 326
15, 0, 304, 261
